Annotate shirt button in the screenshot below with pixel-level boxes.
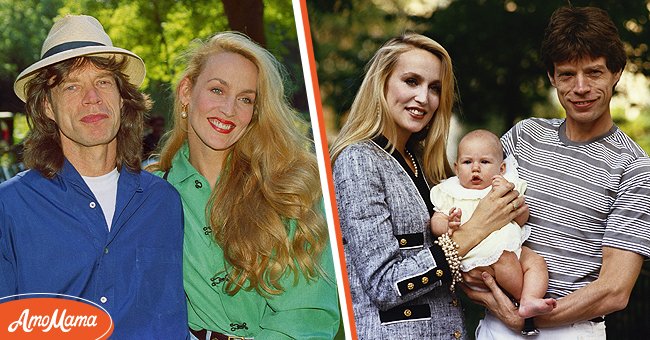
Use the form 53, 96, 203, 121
100, 296, 107, 303
89, 202, 96, 208
436, 269, 444, 277
104, 247, 109, 254
452, 298, 459, 307
194, 180, 203, 189
454, 330, 462, 339
403, 309, 412, 317
421, 276, 429, 284
407, 282, 414, 290
399, 238, 407, 246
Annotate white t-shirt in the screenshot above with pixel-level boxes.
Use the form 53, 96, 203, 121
82, 168, 119, 231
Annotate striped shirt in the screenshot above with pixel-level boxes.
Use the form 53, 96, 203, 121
501, 118, 650, 299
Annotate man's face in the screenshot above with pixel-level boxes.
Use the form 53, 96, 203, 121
548, 57, 622, 138
46, 63, 123, 155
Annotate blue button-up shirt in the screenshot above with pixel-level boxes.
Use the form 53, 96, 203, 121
0, 160, 188, 339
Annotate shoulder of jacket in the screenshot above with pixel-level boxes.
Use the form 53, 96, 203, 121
338, 140, 389, 160
139, 170, 180, 196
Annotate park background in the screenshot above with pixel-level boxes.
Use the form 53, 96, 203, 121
307, 0, 650, 339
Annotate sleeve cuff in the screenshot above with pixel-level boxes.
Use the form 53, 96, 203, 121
429, 243, 452, 284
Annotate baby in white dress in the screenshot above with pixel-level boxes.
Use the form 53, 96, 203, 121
430, 129, 556, 318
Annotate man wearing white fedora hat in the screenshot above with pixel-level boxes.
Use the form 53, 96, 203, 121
0, 14, 188, 338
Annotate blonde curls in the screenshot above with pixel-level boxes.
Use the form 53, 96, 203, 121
330, 33, 456, 184
152, 32, 328, 295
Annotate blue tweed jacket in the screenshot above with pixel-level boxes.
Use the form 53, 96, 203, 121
334, 140, 466, 339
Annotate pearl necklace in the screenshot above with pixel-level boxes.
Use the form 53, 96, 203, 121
405, 149, 418, 177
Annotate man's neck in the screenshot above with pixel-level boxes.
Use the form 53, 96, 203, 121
564, 114, 614, 142
64, 141, 119, 177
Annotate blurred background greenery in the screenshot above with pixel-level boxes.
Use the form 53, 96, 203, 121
306, 0, 650, 339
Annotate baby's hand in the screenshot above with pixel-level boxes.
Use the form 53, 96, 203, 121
447, 207, 462, 236
491, 175, 508, 188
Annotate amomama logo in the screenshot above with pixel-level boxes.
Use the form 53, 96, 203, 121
0, 294, 113, 339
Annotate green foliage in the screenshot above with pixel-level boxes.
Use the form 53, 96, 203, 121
613, 106, 650, 152
0, 0, 63, 112
12, 113, 29, 144
264, 0, 306, 112
56, 0, 237, 86
264, 0, 298, 59
422, 0, 554, 132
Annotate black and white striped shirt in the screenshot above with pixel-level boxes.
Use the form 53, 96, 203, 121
501, 118, 650, 299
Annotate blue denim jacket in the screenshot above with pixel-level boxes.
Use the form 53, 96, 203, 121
0, 160, 188, 339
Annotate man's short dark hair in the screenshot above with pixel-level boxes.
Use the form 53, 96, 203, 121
541, 6, 626, 75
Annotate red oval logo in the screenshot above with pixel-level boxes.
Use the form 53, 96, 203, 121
0, 295, 113, 339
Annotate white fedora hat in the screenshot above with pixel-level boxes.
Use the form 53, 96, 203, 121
13, 14, 146, 102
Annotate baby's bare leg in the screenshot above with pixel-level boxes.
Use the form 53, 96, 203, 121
491, 251, 523, 300
518, 247, 557, 318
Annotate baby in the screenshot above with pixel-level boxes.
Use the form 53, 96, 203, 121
430, 129, 556, 318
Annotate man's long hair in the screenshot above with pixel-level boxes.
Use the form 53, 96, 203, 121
23, 56, 151, 178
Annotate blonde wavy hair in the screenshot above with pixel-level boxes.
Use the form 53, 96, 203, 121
151, 32, 328, 295
330, 33, 456, 184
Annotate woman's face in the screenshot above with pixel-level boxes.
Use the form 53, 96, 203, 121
181, 52, 258, 155
384, 48, 442, 147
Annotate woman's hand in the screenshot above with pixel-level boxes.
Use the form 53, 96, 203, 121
461, 271, 524, 331
474, 177, 525, 231
493, 175, 530, 227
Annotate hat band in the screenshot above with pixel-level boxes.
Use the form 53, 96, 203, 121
42, 41, 106, 59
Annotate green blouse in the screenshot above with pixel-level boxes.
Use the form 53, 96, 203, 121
155, 144, 340, 339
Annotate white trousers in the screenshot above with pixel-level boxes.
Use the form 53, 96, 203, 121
476, 311, 606, 340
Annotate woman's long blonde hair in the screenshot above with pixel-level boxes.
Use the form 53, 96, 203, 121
330, 33, 456, 184
152, 32, 328, 295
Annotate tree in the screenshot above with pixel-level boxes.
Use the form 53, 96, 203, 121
222, 0, 266, 46
0, 0, 63, 113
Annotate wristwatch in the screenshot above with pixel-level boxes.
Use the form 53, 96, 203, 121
521, 317, 540, 336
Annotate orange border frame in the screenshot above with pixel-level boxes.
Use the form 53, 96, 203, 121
298, 1, 358, 338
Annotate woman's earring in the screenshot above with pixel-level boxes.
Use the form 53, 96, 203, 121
181, 103, 188, 119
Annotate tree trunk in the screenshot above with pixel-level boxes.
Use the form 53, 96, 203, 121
221, 0, 266, 47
